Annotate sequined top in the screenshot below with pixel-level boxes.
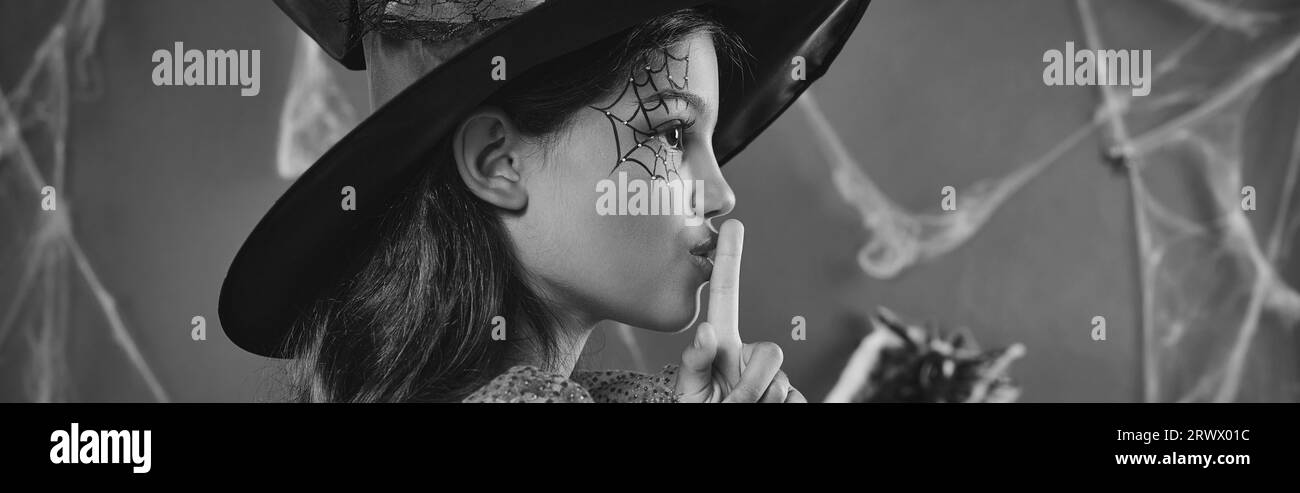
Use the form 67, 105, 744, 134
462, 364, 682, 403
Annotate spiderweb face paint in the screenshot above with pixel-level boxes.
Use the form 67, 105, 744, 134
590, 46, 694, 182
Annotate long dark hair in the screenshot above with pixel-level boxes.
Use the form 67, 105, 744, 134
283, 8, 747, 402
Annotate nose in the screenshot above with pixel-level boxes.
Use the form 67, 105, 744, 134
694, 145, 735, 225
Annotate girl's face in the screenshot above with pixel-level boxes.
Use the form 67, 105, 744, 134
510, 33, 734, 333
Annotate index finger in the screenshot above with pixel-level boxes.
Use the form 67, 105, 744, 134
708, 219, 744, 387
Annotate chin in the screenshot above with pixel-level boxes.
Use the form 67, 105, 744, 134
606, 257, 708, 333
635, 279, 705, 334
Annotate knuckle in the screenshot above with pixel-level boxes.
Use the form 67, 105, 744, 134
754, 342, 784, 364
731, 386, 759, 403
767, 378, 788, 395
787, 388, 805, 403
766, 383, 789, 402
712, 278, 739, 291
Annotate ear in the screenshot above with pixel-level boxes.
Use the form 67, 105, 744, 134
453, 107, 528, 211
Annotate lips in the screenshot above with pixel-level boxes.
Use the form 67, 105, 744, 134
689, 234, 717, 265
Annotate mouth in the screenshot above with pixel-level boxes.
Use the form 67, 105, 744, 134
689, 234, 717, 271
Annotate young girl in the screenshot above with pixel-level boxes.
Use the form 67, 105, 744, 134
219, 0, 870, 402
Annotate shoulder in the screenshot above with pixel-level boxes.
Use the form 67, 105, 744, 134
570, 364, 681, 403
462, 365, 594, 403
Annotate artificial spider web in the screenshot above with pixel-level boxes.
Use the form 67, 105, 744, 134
0, 0, 169, 402
590, 47, 691, 181
803, 0, 1300, 402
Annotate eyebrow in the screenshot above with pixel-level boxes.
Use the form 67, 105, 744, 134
651, 89, 710, 117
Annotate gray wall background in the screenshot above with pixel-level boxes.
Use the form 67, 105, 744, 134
2, 0, 1297, 402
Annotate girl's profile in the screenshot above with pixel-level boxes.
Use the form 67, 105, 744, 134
218, 0, 870, 402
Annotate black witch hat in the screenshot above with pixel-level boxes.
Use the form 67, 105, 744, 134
220, 0, 871, 358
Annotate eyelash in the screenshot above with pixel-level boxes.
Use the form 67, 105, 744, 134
654, 118, 696, 152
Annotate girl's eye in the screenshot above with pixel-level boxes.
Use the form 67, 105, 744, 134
660, 124, 685, 151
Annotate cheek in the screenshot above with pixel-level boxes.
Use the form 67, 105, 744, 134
528, 123, 699, 324
579, 214, 695, 326
546, 131, 676, 275
532, 122, 621, 244
542, 115, 660, 244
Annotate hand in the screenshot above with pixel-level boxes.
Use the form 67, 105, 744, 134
677, 324, 806, 402
674, 219, 806, 403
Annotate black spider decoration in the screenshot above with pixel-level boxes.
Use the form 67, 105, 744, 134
590, 47, 692, 181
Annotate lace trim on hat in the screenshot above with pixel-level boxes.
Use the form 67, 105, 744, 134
354, 0, 543, 44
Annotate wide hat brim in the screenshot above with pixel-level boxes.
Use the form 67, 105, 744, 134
220, 0, 871, 358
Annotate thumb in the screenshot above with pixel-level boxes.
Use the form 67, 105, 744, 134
677, 322, 718, 399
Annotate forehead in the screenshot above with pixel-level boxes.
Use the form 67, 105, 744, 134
592, 32, 721, 114
678, 33, 720, 105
